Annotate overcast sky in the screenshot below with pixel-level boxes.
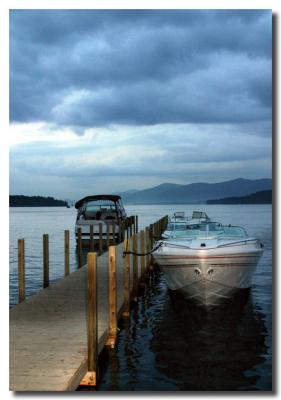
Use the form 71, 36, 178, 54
9, 9, 272, 199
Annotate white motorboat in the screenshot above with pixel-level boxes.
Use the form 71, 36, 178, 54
75, 194, 127, 245
153, 212, 264, 309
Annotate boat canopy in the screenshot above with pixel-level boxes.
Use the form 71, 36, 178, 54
75, 195, 121, 209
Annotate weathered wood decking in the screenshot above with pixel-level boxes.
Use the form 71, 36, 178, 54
10, 241, 136, 391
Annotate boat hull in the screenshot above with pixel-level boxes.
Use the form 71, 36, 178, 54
153, 246, 263, 309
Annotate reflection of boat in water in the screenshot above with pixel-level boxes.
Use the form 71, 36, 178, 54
97, 268, 271, 391
153, 211, 264, 309
150, 286, 270, 390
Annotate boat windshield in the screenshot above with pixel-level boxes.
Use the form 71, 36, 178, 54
165, 222, 247, 238
84, 200, 117, 212
167, 223, 187, 231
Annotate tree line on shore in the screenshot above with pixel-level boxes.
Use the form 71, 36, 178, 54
10, 195, 68, 207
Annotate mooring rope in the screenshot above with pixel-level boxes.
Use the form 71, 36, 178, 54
123, 241, 164, 258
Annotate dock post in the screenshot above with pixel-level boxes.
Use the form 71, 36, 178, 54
80, 252, 97, 387
132, 234, 138, 298
106, 246, 118, 348
89, 225, 94, 252
122, 238, 130, 318
145, 227, 150, 272
163, 216, 167, 232
140, 230, 146, 286
141, 230, 146, 275
129, 218, 133, 238
43, 234, 49, 288
149, 224, 154, 270
135, 215, 138, 234
64, 230, 70, 277
99, 223, 103, 255
149, 224, 153, 249
18, 239, 25, 303
77, 228, 82, 269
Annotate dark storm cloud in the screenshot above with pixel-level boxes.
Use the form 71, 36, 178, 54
10, 9, 272, 128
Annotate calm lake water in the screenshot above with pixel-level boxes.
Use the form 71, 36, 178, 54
9, 204, 272, 391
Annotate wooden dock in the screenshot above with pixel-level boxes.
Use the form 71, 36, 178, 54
10, 216, 168, 391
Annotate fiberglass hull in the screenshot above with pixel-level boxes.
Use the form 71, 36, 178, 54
153, 243, 263, 309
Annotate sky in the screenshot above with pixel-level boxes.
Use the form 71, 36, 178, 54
9, 9, 272, 200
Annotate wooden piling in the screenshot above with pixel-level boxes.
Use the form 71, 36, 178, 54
149, 224, 154, 270
77, 228, 82, 269
99, 223, 103, 255
132, 234, 138, 296
43, 234, 49, 288
106, 246, 117, 348
129, 219, 133, 238
89, 225, 94, 252
140, 230, 146, 278
135, 215, 138, 234
64, 230, 70, 277
122, 238, 130, 318
18, 239, 25, 303
149, 224, 153, 249
145, 227, 150, 271
80, 252, 97, 387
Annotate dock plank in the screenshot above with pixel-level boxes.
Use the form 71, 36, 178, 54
9, 241, 135, 392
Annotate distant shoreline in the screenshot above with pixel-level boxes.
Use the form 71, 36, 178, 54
9, 195, 68, 207
9, 205, 68, 207
207, 190, 272, 205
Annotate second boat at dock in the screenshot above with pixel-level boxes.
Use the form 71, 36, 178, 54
153, 211, 264, 309
75, 194, 127, 245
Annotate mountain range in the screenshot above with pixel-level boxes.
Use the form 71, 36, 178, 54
207, 190, 272, 204
118, 178, 272, 204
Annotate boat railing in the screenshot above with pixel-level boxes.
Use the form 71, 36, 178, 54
165, 221, 248, 239
162, 237, 260, 250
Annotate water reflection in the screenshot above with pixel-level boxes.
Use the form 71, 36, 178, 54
99, 270, 271, 391
151, 289, 269, 390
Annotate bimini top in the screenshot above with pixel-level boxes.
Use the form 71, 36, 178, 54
75, 194, 121, 209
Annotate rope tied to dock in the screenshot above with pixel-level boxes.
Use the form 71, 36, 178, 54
123, 241, 164, 258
